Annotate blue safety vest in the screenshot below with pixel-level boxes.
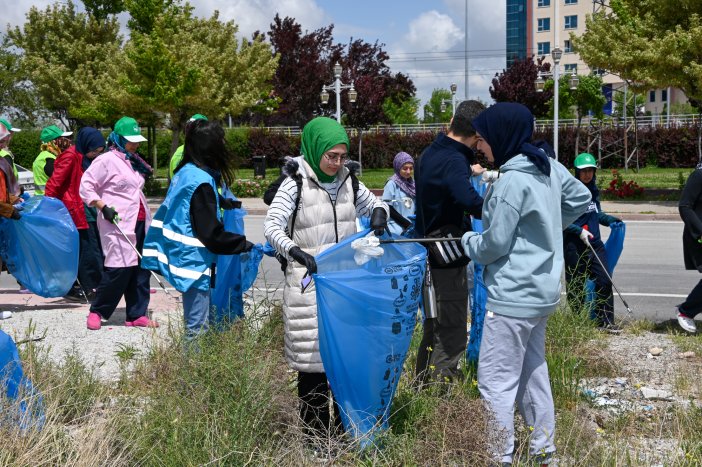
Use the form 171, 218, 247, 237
142, 163, 220, 292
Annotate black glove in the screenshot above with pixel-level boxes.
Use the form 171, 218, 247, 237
289, 246, 317, 275
220, 198, 242, 210
101, 205, 119, 224
370, 207, 388, 236
241, 240, 255, 253
10, 208, 21, 220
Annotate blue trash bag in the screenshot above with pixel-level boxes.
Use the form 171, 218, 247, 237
585, 221, 626, 315
210, 191, 263, 326
0, 196, 78, 297
466, 174, 490, 364
0, 330, 45, 431
315, 230, 426, 446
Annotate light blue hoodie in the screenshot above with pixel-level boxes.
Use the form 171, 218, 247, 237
462, 155, 591, 318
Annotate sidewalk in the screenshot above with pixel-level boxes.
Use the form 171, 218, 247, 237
146, 197, 680, 221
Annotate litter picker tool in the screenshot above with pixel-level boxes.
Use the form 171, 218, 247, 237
112, 222, 174, 298
584, 237, 632, 315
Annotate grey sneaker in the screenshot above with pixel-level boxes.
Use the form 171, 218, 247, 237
677, 311, 697, 334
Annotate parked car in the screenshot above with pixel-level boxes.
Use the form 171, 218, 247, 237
15, 164, 36, 196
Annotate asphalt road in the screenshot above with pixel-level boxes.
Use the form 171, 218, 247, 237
242, 216, 697, 325
1, 217, 694, 325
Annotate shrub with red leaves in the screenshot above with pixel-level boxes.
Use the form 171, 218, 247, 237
603, 169, 644, 198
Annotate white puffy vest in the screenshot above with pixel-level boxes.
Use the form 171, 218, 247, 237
282, 159, 357, 373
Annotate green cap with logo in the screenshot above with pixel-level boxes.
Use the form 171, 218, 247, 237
41, 125, 73, 143
574, 152, 597, 169
0, 119, 21, 132
188, 114, 208, 122
114, 116, 147, 143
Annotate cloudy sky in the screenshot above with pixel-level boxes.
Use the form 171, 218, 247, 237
1, 0, 507, 118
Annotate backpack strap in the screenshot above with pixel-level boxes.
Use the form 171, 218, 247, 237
289, 175, 303, 238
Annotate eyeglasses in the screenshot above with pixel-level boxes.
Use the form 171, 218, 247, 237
323, 151, 348, 164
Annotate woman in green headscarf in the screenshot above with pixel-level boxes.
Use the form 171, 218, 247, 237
264, 116, 388, 443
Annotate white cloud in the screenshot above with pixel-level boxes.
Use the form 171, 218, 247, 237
404, 10, 463, 52
0, 0, 56, 33
190, 0, 329, 39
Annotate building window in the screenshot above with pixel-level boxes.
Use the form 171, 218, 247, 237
537, 18, 550, 32
537, 41, 550, 55
649, 90, 656, 103
538, 0, 550, 6
565, 0, 577, 4
564, 39, 573, 52
662, 89, 668, 102
564, 15, 578, 29
564, 63, 577, 74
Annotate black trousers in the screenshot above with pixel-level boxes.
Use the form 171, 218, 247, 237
415, 266, 468, 383
77, 222, 104, 292
564, 238, 615, 326
90, 221, 150, 321
297, 371, 343, 439
680, 278, 702, 319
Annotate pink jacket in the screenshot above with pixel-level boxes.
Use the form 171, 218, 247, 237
79, 149, 151, 268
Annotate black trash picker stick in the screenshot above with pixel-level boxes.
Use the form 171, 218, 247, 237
112, 222, 174, 298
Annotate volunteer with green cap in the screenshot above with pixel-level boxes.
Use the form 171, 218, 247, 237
0, 119, 21, 190
563, 153, 623, 333
80, 116, 157, 330
169, 114, 208, 179
263, 116, 388, 443
33, 125, 73, 195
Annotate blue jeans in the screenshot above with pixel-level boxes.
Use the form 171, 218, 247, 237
182, 288, 210, 340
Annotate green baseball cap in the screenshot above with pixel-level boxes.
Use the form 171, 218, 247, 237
114, 116, 147, 143
41, 125, 73, 143
0, 119, 20, 132
574, 152, 597, 169
188, 113, 208, 122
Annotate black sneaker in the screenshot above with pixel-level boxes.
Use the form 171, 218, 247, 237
63, 288, 86, 302
598, 323, 623, 334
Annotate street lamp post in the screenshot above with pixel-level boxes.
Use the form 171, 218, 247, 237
552, 46, 562, 160
320, 62, 357, 123
535, 61, 579, 162
440, 83, 458, 116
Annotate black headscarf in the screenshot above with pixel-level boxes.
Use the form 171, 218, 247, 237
76, 127, 106, 171
472, 102, 551, 176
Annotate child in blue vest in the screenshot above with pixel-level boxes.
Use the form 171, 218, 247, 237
563, 152, 623, 333
142, 121, 253, 340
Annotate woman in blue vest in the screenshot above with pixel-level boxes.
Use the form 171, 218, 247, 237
563, 153, 622, 333
142, 120, 253, 340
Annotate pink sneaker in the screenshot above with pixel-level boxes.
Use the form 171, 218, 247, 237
87, 312, 102, 330
125, 316, 159, 328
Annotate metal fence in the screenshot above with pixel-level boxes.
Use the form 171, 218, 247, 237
248, 114, 700, 136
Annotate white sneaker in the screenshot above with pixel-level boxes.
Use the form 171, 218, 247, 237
0, 311, 12, 319
677, 311, 697, 334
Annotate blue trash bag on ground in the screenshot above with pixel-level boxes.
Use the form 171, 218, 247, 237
466, 174, 490, 364
210, 191, 263, 326
586, 221, 626, 316
315, 230, 426, 446
0, 196, 78, 297
0, 330, 45, 431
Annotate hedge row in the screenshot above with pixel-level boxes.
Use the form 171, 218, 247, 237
7, 125, 701, 171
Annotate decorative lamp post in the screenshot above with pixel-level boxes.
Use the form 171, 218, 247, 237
552, 46, 563, 160
320, 62, 357, 123
440, 83, 459, 117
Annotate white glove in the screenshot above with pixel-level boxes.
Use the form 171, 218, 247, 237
579, 229, 594, 244
482, 170, 499, 183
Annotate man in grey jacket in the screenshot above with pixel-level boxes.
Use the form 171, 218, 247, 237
461, 103, 591, 466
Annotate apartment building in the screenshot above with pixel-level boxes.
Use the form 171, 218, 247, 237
506, 0, 686, 116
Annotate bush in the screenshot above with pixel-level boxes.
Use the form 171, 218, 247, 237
225, 127, 250, 167
7, 130, 41, 168
603, 169, 645, 198
230, 178, 268, 198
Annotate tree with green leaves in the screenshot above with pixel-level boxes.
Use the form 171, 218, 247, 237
8, 1, 125, 127
382, 95, 419, 124
422, 89, 453, 124
574, 0, 702, 158
0, 34, 42, 124
122, 2, 278, 153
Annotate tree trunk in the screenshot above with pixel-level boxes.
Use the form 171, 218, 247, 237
170, 116, 183, 157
